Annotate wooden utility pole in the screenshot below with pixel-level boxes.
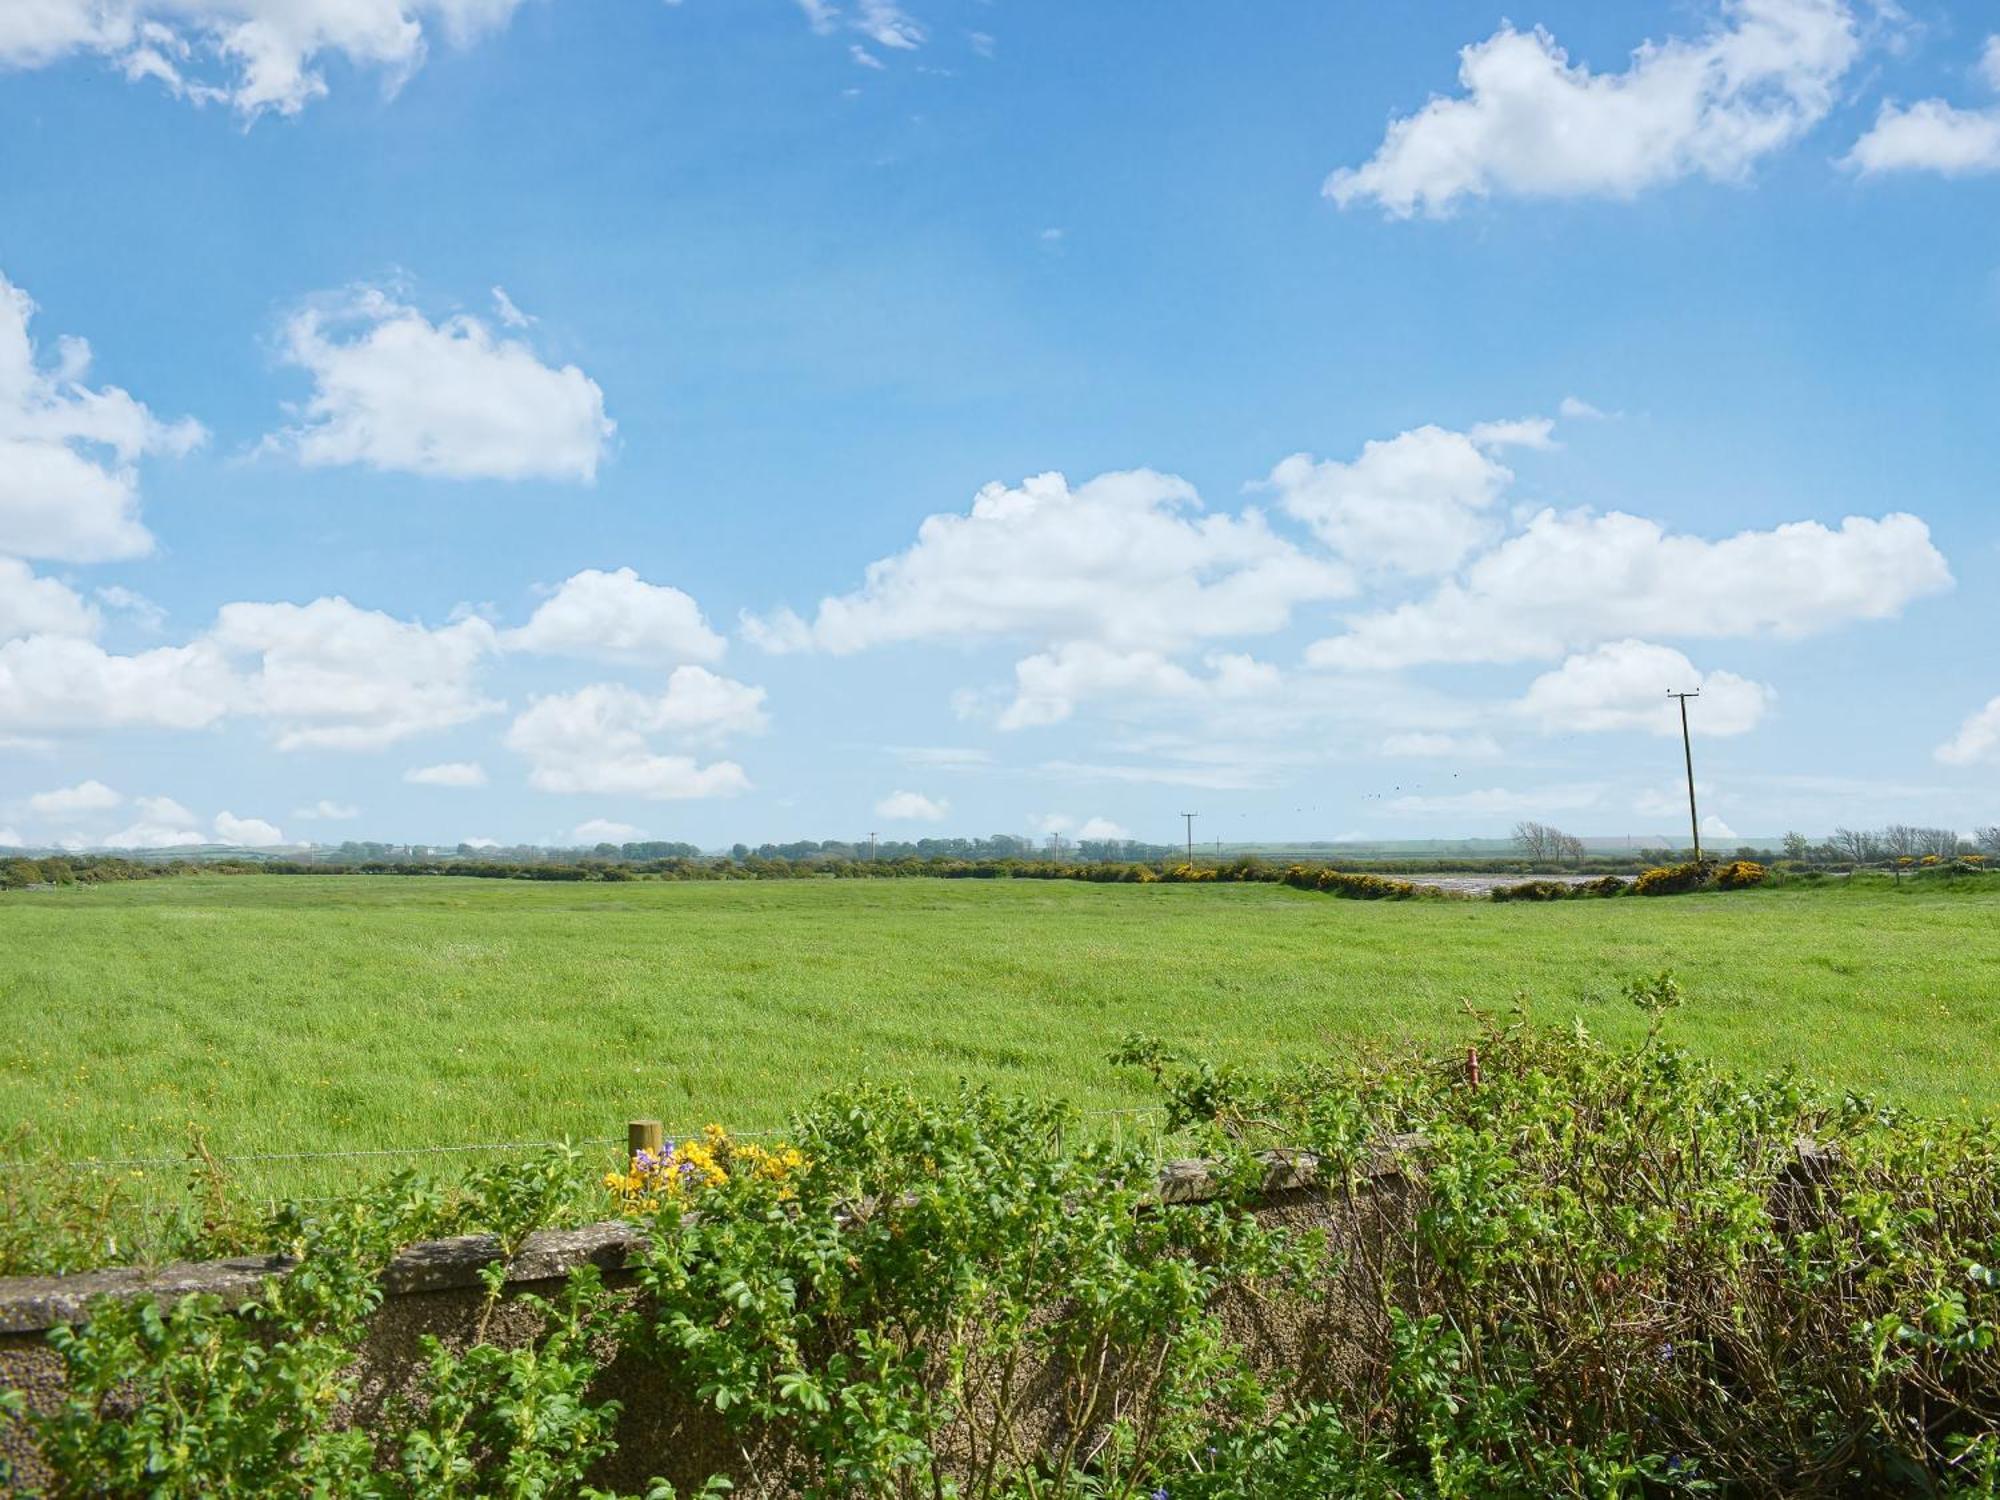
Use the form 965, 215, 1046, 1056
868, 831, 878, 861
1668, 690, 1702, 863
1179, 811, 1197, 866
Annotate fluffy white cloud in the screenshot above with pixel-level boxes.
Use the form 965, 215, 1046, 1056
1266, 421, 1537, 576
999, 645, 1280, 730
1327, 0, 1859, 216
1937, 695, 2000, 766
1310, 508, 1950, 670
1515, 640, 1774, 736
271, 287, 612, 482
0, 635, 235, 732
214, 810, 285, 846
295, 799, 359, 819
1844, 39, 2000, 176
0, 560, 99, 641
27, 779, 123, 818
1845, 100, 2000, 175
1076, 816, 1132, 840
572, 818, 641, 843
503, 568, 725, 663
746, 469, 1350, 655
405, 760, 488, 787
0, 0, 535, 116
505, 667, 762, 800
102, 794, 204, 849
210, 597, 500, 751
0, 271, 203, 563
875, 789, 947, 821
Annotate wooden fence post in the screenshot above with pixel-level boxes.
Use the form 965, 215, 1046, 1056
628, 1119, 663, 1165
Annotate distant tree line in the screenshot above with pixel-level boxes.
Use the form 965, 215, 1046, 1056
1783, 826, 1995, 865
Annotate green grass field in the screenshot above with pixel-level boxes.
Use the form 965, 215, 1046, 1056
4, 874, 1997, 1181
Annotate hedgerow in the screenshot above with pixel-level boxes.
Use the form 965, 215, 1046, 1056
7, 987, 1998, 1496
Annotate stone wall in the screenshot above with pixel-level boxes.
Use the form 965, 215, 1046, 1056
0, 1152, 1415, 1495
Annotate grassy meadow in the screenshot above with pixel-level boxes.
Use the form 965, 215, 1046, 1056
3, 872, 1997, 1193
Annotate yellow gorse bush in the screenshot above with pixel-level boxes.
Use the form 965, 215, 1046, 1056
604, 1124, 805, 1216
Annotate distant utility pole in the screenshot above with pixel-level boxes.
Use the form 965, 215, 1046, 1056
1179, 811, 1197, 866
1668, 690, 1702, 864
868, 831, 878, 861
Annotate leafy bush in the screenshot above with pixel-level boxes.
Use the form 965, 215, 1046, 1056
1123, 989, 2000, 1496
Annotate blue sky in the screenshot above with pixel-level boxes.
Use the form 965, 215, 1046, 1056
1, 0, 1996, 851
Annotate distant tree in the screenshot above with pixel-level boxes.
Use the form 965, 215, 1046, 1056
1, 859, 43, 889
1830, 827, 1880, 863
1882, 825, 1923, 860
1979, 827, 2000, 856
1512, 822, 1574, 863
1559, 834, 1587, 866
1782, 831, 1812, 863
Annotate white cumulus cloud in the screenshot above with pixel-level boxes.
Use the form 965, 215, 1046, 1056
0, 270, 204, 563
1844, 37, 2000, 176
1515, 640, 1774, 736
999, 645, 1280, 731
0, 635, 235, 733
1309, 509, 1950, 670
1937, 695, 2000, 766
271, 286, 613, 483
0, 0, 537, 117
505, 667, 763, 800
503, 567, 725, 663
746, 469, 1350, 656
27, 779, 123, 818
1327, 0, 1859, 216
1076, 816, 1132, 841
214, 810, 285, 846
101, 794, 204, 849
1265, 421, 1536, 576
210, 597, 500, 751
875, 789, 947, 821
0, 560, 100, 641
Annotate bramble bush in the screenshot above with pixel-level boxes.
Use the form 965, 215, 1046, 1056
7, 983, 1999, 1497
1121, 980, 1999, 1497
